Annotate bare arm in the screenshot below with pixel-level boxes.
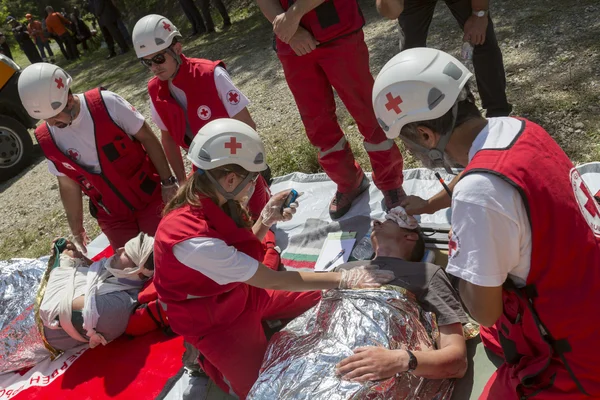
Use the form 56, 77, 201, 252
401, 172, 462, 215
232, 107, 256, 130
459, 280, 503, 327
337, 323, 467, 381
245, 263, 341, 291
376, 0, 405, 19
286, 0, 326, 19
160, 129, 187, 183
256, 0, 285, 23
57, 175, 85, 236
134, 122, 173, 181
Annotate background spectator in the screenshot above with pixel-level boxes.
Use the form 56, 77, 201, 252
26, 13, 55, 63
88, 0, 130, 58
70, 7, 93, 53
0, 31, 13, 60
45, 6, 79, 60
6, 16, 42, 64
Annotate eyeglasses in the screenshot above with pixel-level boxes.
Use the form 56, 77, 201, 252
139, 51, 168, 67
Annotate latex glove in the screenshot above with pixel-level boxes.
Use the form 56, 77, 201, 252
463, 14, 488, 46
161, 184, 178, 204
72, 230, 90, 254
273, 11, 300, 44
261, 190, 301, 227
339, 265, 395, 289
289, 26, 319, 56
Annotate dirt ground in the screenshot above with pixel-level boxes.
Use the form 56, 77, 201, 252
1, 0, 599, 259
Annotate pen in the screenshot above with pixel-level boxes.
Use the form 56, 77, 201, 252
434, 172, 453, 198
323, 249, 345, 270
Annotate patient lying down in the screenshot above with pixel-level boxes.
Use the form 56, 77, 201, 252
248, 208, 469, 399
39, 233, 155, 351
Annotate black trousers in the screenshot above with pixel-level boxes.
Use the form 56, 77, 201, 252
20, 40, 43, 63
101, 20, 129, 54
179, 0, 207, 33
399, 0, 512, 116
59, 33, 79, 60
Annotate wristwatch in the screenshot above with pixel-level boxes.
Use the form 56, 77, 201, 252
161, 175, 177, 187
472, 9, 488, 17
406, 349, 418, 372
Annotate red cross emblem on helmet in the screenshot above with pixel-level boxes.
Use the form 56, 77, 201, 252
224, 137, 242, 155
55, 77, 65, 90
162, 21, 171, 31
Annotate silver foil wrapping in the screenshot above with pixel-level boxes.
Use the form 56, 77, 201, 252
248, 287, 454, 400
0, 257, 51, 373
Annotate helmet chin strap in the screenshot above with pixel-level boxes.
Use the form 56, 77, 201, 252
400, 102, 459, 175
204, 171, 255, 226
167, 48, 182, 80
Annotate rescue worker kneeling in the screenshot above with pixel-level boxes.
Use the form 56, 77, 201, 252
39, 233, 160, 351
153, 118, 396, 399
248, 207, 469, 399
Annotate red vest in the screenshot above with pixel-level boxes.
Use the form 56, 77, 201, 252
153, 198, 266, 337
148, 55, 227, 149
276, 0, 365, 54
463, 118, 600, 397
35, 88, 161, 218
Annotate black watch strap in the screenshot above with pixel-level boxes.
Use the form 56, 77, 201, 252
161, 175, 177, 186
406, 349, 418, 372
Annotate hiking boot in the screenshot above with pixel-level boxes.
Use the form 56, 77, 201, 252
329, 176, 370, 220
182, 371, 209, 400
382, 186, 407, 211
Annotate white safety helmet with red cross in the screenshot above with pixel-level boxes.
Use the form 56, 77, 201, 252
372, 47, 472, 140
188, 118, 267, 173
18, 62, 73, 119
132, 14, 182, 58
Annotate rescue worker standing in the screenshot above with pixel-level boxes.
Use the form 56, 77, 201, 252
372, 48, 600, 399
25, 14, 55, 63
132, 15, 271, 220
6, 16, 42, 64
256, 0, 406, 219
18, 63, 177, 252
153, 118, 395, 399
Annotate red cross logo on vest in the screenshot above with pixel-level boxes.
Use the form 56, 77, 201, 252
570, 168, 600, 237
55, 77, 65, 90
224, 137, 242, 155
162, 21, 171, 31
197, 105, 211, 120
385, 92, 403, 114
227, 90, 240, 105
67, 149, 80, 161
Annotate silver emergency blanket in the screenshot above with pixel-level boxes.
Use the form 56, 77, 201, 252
248, 287, 454, 400
0, 257, 50, 373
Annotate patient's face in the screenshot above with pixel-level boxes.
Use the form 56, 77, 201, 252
371, 220, 415, 254
110, 248, 136, 270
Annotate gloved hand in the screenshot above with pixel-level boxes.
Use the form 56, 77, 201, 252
72, 230, 89, 254
161, 184, 179, 204
339, 265, 395, 289
261, 190, 301, 227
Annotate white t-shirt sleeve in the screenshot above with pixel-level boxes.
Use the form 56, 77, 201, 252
445, 173, 528, 288
173, 237, 259, 285
101, 91, 145, 136
149, 98, 168, 131
47, 160, 65, 176
213, 66, 250, 118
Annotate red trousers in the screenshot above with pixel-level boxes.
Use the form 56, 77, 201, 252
190, 288, 321, 398
278, 30, 404, 192
97, 194, 163, 250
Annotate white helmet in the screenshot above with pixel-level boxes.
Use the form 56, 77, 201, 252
18, 63, 72, 119
188, 118, 267, 173
372, 47, 472, 140
132, 14, 182, 58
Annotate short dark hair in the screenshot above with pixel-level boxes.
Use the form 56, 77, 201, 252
409, 230, 426, 262
400, 83, 482, 143
144, 252, 154, 271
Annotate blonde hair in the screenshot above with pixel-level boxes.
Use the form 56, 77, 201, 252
163, 164, 253, 228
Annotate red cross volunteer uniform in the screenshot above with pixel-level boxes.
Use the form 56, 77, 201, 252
133, 14, 270, 220
259, 0, 405, 219
371, 48, 600, 400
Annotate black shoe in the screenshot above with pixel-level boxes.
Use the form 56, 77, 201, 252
206, 27, 215, 33
188, 30, 199, 38
222, 19, 232, 28
329, 175, 370, 220
106, 52, 117, 59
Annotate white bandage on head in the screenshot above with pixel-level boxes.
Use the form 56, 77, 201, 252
125, 232, 155, 269
384, 206, 419, 230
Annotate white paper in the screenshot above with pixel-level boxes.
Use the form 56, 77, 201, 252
314, 238, 355, 272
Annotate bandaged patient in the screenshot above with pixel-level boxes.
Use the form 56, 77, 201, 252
39, 233, 155, 351
248, 207, 469, 399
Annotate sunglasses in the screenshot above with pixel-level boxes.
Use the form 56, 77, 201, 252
140, 51, 168, 67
